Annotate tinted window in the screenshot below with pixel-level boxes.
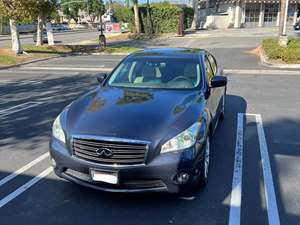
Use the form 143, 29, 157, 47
207, 54, 217, 75
204, 56, 213, 83
108, 57, 202, 89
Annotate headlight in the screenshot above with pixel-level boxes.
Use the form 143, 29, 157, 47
161, 122, 201, 153
52, 114, 66, 143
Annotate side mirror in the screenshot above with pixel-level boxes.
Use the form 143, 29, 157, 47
210, 76, 227, 88
96, 73, 107, 85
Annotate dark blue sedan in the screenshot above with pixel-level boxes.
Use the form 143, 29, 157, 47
50, 48, 227, 194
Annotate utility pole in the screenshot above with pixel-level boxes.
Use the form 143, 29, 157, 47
278, 0, 289, 47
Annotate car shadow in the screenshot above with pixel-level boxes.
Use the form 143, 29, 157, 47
0, 94, 251, 225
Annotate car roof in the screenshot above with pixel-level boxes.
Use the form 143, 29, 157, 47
128, 48, 206, 59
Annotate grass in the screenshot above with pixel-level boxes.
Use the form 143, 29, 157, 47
262, 37, 300, 63
0, 55, 17, 65
0, 45, 69, 66
0, 41, 141, 66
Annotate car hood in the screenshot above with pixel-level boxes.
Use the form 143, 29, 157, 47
66, 87, 205, 143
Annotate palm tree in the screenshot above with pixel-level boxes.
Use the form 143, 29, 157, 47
278, 0, 289, 46
132, 0, 141, 34
191, 0, 199, 29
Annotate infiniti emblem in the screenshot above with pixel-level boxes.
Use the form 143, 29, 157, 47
95, 148, 114, 158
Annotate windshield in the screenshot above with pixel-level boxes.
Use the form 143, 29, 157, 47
107, 57, 202, 89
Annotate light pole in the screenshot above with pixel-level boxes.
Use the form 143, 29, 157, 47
278, 0, 289, 47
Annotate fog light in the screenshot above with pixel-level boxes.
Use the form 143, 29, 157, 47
50, 158, 56, 168
177, 172, 190, 184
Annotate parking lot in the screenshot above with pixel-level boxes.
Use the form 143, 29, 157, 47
0, 29, 300, 225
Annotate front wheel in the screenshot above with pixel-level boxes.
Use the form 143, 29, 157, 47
199, 136, 210, 186
176, 137, 210, 196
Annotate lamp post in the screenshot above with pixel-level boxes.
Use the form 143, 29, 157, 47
278, 0, 289, 47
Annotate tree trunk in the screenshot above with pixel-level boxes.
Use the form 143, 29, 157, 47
46, 21, 55, 46
191, 0, 198, 29
278, 0, 289, 46
9, 19, 23, 54
36, 14, 43, 46
0, 16, 3, 34
133, 2, 141, 34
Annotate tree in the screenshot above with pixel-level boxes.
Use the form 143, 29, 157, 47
191, 0, 199, 29
132, 0, 141, 34
0, 0, 34, 54
61, 0, 85, 23
87, 0, 105, 22
30, 0, 57, 46
278, 0, 289, 46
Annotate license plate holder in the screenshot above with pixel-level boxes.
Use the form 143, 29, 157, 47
90, 169, 119, 184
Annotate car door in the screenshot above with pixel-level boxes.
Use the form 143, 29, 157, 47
204, 54, 218, 122
207, 53, 224, 119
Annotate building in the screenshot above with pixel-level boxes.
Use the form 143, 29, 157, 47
198, 0, 299, 29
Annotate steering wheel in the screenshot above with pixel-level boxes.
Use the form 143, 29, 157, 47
171, 76, 190, 82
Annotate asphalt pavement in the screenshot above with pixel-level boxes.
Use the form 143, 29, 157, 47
0, 28, 300, 225
0, 29, 100, 48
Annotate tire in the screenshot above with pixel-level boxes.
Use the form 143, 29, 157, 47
176, 136, 211, 196
199, 136, 210, 186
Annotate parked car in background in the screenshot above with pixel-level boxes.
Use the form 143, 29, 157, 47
294, 21, 300, 30
33, 29, 48, 43
73, 23, 88, 30
50, 48, 227, 194
52, 23, 70, 32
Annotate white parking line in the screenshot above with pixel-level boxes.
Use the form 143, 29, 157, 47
0, 152, 49, 187
228, 113, 244, 225
0, 167, 52, 208
0, 101, 43, 116
254, 114, 281, 225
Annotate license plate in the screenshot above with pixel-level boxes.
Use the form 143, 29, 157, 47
90, 170, 118, 184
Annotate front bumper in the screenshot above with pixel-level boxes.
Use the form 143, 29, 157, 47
49, 138, 204, 193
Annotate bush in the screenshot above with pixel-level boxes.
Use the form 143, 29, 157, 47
113, 4, 193, 34
183, 7, 194, 29
114, 6, 133, 24
262, 38, 300, 63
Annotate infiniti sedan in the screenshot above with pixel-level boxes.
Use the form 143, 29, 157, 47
50, 48, 227, 194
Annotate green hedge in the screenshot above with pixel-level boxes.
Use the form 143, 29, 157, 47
262, 38, 300, 63
183, 7, 194, 29
113, 3, 193, 34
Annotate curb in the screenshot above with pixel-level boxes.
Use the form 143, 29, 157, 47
259, 46, 300, 69
0, 55, 62, 70
72, 52, 129, 56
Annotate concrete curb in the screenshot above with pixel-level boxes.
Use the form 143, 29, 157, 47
259, 46, 300, 69
72, 52, 129, 56
0, 55, 61, 70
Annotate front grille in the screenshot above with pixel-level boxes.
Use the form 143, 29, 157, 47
72, 137, 147, 165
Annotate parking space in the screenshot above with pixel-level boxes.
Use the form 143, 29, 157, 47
0, 62, 299, 225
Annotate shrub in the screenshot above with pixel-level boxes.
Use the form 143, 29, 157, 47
113, 4, 193, 34
262, 38, 300, 63
148, 4, 182, 33
183, 7, 194, 29
114, 6, 133, 24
